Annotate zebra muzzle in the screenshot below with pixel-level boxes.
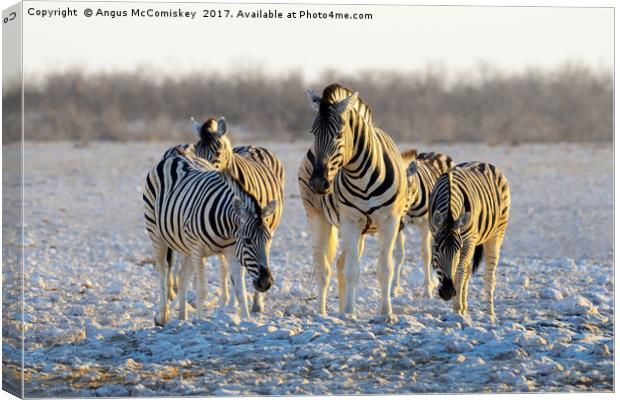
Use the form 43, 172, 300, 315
309, 174, 331, 194
439, 278, 456, 301
253, 268, 273, 292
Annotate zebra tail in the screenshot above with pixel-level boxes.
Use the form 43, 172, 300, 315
472, 245, 484, 273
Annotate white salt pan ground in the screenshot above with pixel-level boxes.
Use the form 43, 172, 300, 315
2, 141, 613, 396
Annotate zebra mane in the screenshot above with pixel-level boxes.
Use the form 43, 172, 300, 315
400, 148, 418, 165
173, 145, 214, 171
446, 171, 459, 223
220, 170, 262, 217
322, 83, 373, 125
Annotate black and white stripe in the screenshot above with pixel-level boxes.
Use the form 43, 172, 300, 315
298, 84, 409, 320
393, 149, 454, 298
429, 161, 511, 317
188, 117, 284, 312
143, 148, 276, 325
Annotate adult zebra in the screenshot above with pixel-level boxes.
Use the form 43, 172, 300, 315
429, 162, 511, 318
393, 149, 454, 298
143, 148, 276, 325
188, 116, 284, 313
299, 84, 409, 322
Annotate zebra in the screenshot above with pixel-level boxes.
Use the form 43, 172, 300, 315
428, 162, 511, 318
299, 83, 409, 322
143, 147, 276, 325
393, 149, 454, 298
188, 116, 284, 313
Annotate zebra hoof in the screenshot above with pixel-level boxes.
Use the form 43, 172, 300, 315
392, 286, 404, 297
336, 312, 357, 322
452, 313, 472, 327
154, 312, 169, 327
251, 303, 264, 313
482, 312, 497, 325
371, 313, 398, 325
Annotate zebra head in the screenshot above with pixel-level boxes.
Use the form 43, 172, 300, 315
430, 210, 471, 301
190, 116, 232, 170
232, 197, 277, 292
306, 88, 358, 194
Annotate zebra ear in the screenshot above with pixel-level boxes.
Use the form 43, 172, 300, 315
406, 160, 418, 177
175, 144, 188, 156
336, 92, 358, 114
261, 200, 277, 219
455, 212, 471, 229
431, 211, 445, 230
190, 117, 202, 138
215, 117, 228, 138
307, 88, 322, 111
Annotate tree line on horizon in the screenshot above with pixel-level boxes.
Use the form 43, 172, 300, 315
2, 63, 612, 144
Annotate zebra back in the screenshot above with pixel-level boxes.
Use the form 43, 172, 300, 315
430, 161, 510, 246
143, 151, 265, 256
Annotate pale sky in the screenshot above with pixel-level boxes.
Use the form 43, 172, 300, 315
17, 1, 614, 80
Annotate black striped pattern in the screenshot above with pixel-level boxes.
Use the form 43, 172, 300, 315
393, 149, 454, 298
187, 118, 284, 232
298, 85, 404, 234
402, 150, 454, 223
429, 161, 511, 316
187, 119, 284, 312
143, 149, 275, 324
298, 83, 408, 317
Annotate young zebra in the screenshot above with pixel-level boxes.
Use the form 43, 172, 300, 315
143, 148, 276, 325
393, 149, 454, 298
299, 84, 409, 322
429, 162, 511, 318
188, 116, 284, 313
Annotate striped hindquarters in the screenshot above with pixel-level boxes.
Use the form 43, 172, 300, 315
403, 150, 454, 223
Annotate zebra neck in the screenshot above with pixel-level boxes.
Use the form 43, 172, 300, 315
447, 173, 464, 220
342, 112, 383, 179
224, 154, 237, 175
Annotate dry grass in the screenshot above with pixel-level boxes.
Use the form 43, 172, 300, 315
4, 63, 612, 143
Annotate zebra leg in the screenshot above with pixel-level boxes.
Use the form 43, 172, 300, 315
177, 254, 194, 321
309, 214, 336, 316
420, 221, 435, 298
358, 235, 366, 259
251, 291, 264, 313
452, 268, 465, 315
392, 230, 406, 297
336, 251, 346, 313
461, 268, 472, 316
218, 254, 230, 308
483, 236, 502, 318
374, 216, 399, 323
453, 244, 474, 316
193, 252, 207, 320
167, 250, 176, 301
341, 220, 363, 317
227, 249, 251, 319
338, 235, 365, 311
154, 246, 171, 326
